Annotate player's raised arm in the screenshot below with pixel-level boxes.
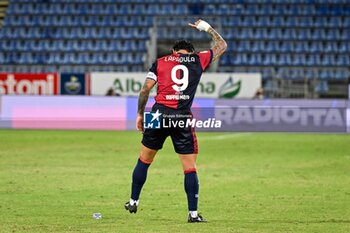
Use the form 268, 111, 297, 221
136, 78, 156, 132
189, 19, 227, 62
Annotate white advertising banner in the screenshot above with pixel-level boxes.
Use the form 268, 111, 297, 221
198, 73, 261, 99
90, 72, 261, 99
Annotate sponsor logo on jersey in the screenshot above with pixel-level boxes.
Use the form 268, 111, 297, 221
165, 94, 190, 100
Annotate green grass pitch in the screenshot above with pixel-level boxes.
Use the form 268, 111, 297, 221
0, 129, 349, 233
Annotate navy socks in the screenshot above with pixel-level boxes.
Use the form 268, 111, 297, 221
184, 169, 199, 211
131, 158, 151, 201
131, 159, 199, 212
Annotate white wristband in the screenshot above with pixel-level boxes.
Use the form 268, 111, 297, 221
196, 21, 211, 32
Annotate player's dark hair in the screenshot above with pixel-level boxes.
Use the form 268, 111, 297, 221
172, 40, 195, 53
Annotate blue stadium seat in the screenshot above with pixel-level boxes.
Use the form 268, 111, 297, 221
292, 54, 306, 66
265, 41, 276, 52
2, 0, 348, 74
248, 54, 259, 65
203, 4, 215, 15
328, 17, 342, 27
323, 41, 335, 53
257, 16, 270, 27
321, 55, 333, 66
28, 40, 41, 52
242, 16, 255, 27
314, 17, 328, 27
246, 4, 258, 14
232, 54, 248, 65
295, 42, 307, 53
70, 40, 85, 52
85, 40, 98, 52
43, 40, 58, 52
309, 42, 321, 52
341, 29, 350, 40
242, 28, 253, 39
344, 17, 350, 27
261, 68, 274, 80
305, 69, 316, 79
219, 55, 230, 66
334, 69, 346, 80
278, 54, 292, 66
65, 53, 78, 65
84, 53, 98, 65
56, 40, 71, 52
271, 16, 284, 27
265, 54, 278, 66
299, 29, 312, 40
137, 41, 147, 51
38, 15, 53, 27
146, 4, 160, 14
15, 40, 28, 51
120, 28, 133, 39
306, 55, 316, 66
336, 55, 350, 66
338, 42, 347, 53
319, 69, 330, 80
17, 53, 31, 64
236, 41, 247, 52
0, 40, 13, 51
11, 3, 26, 14
0, 52, 5, 64
174, 4, 189, 14
250, 41, 264, 53
282, 29, 296, 40
99, 40, 113, 52
315, 80, 329, 93
312, 29, 326, 40
280, 42, 292, 52
218, 4, 231, 15
112, 54, 127, 65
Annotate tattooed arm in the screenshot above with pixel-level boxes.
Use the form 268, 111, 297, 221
189, 19, 227, 61
136, 78, 156, 132
207, 26, 227, 61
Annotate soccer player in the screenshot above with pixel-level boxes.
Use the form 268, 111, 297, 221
125, 19, 227, 222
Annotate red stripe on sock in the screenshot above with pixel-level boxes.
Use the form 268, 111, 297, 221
139, 156, 152, 165
184, 168, 197, 174
190, 114, 198, 154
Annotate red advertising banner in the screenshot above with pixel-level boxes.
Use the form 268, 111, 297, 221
0, 73, 59, 95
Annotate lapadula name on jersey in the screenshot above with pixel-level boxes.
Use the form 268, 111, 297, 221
164, 56, 196, 63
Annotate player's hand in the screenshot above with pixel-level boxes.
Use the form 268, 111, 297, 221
136, 114, 144, 133
188, 19, 211, 32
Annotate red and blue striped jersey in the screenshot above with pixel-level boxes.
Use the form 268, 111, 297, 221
147, 50, 213, 110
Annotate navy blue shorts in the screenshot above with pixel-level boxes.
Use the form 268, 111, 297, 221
142, 104, 198, 154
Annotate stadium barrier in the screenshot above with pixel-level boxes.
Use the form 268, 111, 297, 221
0, 96, 349, 133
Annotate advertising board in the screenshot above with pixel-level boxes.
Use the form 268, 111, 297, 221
0, 96, 126, 130
90, 72, 261, 99
60, 73, 88, 95
0, 73, 59, 95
